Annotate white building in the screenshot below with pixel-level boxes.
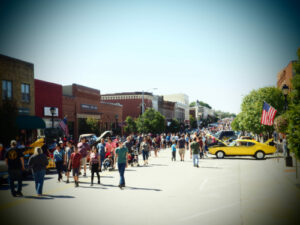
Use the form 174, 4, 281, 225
163, 93, 189, 124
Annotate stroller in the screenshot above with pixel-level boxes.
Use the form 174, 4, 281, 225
128, 147, 139, 167
102, 152, 114, 171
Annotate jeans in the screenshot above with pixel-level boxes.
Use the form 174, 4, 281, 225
8, 169, 22, 194
142, 150, 149, 161
33, 170, 46, 195
91, 163, 100, 183
55, 161, 64, 180
172, 151, 176, 161
193, 154, 199, 166
118, 163, 126, 186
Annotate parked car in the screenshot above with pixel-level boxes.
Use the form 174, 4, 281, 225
213, 130, 237, 141
78, 134, 98, 146
209, 139, 276, 159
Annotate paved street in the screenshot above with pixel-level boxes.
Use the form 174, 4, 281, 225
0, 149, 299, 225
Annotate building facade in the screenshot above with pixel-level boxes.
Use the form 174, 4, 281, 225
101, 92, 153, 121
99, 102, 123, 134
62, 84, 101, 140
163, 93, 189, 124
35, 79, 63, 128
277, 61, 296, 91
0, 54, 35, 115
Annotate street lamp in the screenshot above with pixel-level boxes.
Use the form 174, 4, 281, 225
142, 88, 157, 114
281, 84, 292, 167
50, 107, 56, 128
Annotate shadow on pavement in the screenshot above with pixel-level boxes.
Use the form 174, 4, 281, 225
24, 194, 75, 200
100, 183, 162, 191
199, 166, 222, 169
79, 185, 108, 189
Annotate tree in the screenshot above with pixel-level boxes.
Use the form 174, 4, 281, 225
189, 100, 212, 109
231, 112, 246, 132
166, 119, 180, 133
136, 108, 165, 134
232, 87, 285, 136
287, 48, 300, 159
78, 118, 100, 136
0, 99, 18, 147
124, 116, 137, 134
189, 115, 197, 129
274, 114, 288, 134
215, 110, 236, 119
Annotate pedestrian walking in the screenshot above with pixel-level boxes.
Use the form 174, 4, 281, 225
53, 145, 65, 182
97, 138, 106, 170
115, 141, 128, 189
28, 147, 48, 196
178, 134, 186, 161
282, 137, 287, 157
140, 137, 150, 166
5, 140, 25, 197
69, 147, 82, 187
89, 146, 101, 186
78, 137, 90, 176
171, 141, 176, 161
65, 141, 74, 183
190, 137, 200, 167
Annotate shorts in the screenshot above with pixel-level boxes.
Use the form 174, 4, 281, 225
179, 148, 185, 155
72, 167, 80, 177
80, 157, 87, 166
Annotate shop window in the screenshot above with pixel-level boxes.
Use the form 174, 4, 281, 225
2, 80, 12, 100
21, 83, 30, 103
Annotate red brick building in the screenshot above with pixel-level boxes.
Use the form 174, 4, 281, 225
277, 61, 296, 92
99, 102, 123, 134
101, 92, 153, 121
35, 79, 63, 128
62, 84, 101, 140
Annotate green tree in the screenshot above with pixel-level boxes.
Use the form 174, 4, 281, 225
136, 108, 165, 134
231, 112, 246, 132
274, 114, 288, 134
232, 87, 285, 135
124, 116, 137, 134
189, 100, 212, 109
0, 99, 18, 147
189, 115, 197, 129
287, 48, 300, 158
78, 118, 100, 136
166, 119, 180, 133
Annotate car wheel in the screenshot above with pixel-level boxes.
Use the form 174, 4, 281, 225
255, 151, 265, 160
216, 151, 225, 159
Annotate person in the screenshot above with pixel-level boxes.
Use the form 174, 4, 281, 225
152, 137, 158, 157
282, 137, 287, 157
178, 134, 186, 161
0, 143, 5, 160
89, 146, 101, 186
65, 141, 74, 183
166, 134, 170, 148
115, 141, 128, 189
171, 141, 176, 161
69, 147, 82, 187
97, 138, 106, 170
105, 137, 115, 169
28, 147, 49, 196
140, 137, 150, 166
185, 134, 190, 151
5, 140, 25, 197
190, 137, 200, 168
53, 145, 64, 182
77, 137, 90, 176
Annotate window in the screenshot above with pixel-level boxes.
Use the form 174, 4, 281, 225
21, 83, 30, 103
2, 80, 12, 100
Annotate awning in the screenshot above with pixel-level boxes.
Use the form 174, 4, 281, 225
16, 115, 46, 129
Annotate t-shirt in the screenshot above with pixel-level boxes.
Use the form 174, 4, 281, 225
166, 136, 170, 141
171, 144, 176, 152
65, 146, 74, 161
116, 146, 128, 164
140, 142, 149, 152
190, 142, 200, 155
97, 143, 106, 157
53, 150, 64, 162
90, 152, 99, 165
77, 142, 90, 158
105, 142, 113, 153
28, 154, 48, 172
178, 138, 185, 148
71, 152, 82, 168
5, 147, 23, 170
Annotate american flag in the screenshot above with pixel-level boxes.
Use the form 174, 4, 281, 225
59, 116, 69, 136
261, 102, 277, 126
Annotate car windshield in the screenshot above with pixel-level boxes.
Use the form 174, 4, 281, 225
229, 141, 236, 146
213, 131, 222, 139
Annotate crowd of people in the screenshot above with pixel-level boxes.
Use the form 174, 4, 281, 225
3, 131, 214, 197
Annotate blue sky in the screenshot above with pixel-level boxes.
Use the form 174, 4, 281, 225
0, 0, 299, 114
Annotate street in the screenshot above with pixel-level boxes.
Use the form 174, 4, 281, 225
0, 149, 299, 225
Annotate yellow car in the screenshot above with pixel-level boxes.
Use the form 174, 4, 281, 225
209, 139, 276, 159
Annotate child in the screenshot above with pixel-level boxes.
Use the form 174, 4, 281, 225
89, 146, 101, 186
171, 141, 176, 161
69, 147, 82, 187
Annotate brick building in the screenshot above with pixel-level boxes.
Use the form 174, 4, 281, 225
277, 61, 296, 91
99, 102, 123, 134
62, 84, 101, 140
101, 92, 153, 121
35, 79, 63, 128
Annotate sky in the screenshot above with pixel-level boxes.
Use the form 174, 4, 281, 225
0, 0, 299, 114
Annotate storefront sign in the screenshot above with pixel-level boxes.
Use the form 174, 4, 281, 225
81, 104, 98, 110
44, 107, 59, 117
